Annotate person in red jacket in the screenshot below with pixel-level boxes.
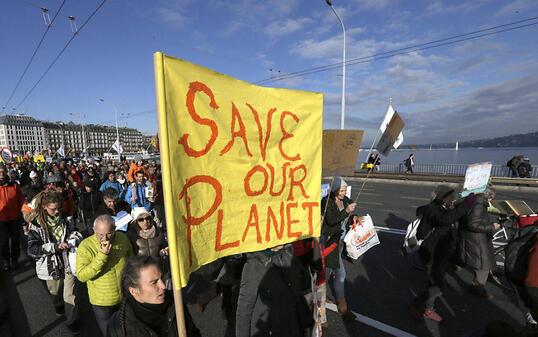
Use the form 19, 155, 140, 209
0, 164, 25, 270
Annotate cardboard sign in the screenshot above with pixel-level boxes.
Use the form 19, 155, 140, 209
154, 53, 322, 287
461, 162, 492, 197
376, 112, 404, 157
322, 130, 363, 176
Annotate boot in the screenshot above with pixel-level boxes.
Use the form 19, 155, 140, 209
336, 298, 348, 316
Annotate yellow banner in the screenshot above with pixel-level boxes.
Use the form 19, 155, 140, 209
154, 53, 322, 287
33, 154, 45, 163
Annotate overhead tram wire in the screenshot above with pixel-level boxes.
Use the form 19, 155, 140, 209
256, 15, 538, 85
2, 0, 67, 111
12, 0, 108, 111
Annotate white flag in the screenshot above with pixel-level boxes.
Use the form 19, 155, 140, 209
379, 104, 404, 149
57, 145, 65, 157
112, 138, 123, 154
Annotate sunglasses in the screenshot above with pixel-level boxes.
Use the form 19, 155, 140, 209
137, 216, 151, 223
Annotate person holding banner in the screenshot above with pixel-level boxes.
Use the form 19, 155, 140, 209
457, 189, 500, 299
411, 185, 476, 322
321, 177, 356, 316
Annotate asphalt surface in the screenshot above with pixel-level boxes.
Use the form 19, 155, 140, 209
2, 180, 538, 337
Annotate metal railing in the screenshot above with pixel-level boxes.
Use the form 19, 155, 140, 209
357, 163, 538, 178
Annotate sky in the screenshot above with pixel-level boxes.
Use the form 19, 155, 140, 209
1, 0, 538, 146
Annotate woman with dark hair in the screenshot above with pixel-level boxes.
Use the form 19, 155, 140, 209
27, 191, 82, 333
320, 176, 356, 316
107, 256, 200, 337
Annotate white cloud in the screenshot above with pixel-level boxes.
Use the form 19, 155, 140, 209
350, 0, 397, 11
154, 0, 191, 29
265, 18, 312, 38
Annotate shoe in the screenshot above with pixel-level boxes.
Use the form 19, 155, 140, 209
336, 298, 349, 316
54, 305, 65, 317
469, 285, 493, 299
423, 308, 443, 322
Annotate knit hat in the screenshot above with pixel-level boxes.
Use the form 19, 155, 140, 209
29, 171, 38, 179
131, 207, 150, 222
434, 185, 455, 201
331, 176, 348, 193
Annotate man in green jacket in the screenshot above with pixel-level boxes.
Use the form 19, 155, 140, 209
76, 214, 133, 336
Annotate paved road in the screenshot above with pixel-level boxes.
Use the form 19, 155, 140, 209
3, 180, 538, 337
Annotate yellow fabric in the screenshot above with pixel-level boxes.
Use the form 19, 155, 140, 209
154, 53, 323, 287
76, 232, 133, 306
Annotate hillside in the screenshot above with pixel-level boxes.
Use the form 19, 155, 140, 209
404, 131, 538, 149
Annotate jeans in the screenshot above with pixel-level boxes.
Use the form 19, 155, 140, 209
0, 220, 21, 264
325, 251, 346, 300
92, 304, 119, 337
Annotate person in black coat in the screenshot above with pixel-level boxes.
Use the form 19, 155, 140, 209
107, 256, 200, 337
78, 178, 102, 236
320, 176, 356, 316
411, 185, 476, 322
458, 189, 500, 299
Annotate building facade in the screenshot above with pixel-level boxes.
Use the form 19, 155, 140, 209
0, 114, 149, 156
0, 115, 47, 153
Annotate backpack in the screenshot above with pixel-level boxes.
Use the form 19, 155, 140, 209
505, 225, 538, 283
403, 217, 423, 254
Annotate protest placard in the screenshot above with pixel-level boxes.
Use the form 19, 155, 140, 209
376, 112, 404, 157
322, 130, 363, 176
154, 53, 323, 287
461, 162, 493, 197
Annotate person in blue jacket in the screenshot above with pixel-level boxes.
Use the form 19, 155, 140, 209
124, 170, 153, 212
99, 171, 123, 195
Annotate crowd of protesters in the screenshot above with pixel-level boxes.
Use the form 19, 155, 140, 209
1, 151, 538, 337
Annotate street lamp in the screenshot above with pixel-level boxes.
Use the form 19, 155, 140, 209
325, 0, 346, 129
99, 97, 120, 142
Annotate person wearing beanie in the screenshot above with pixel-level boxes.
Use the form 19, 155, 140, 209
127, 207, 167, 259
320, 176, 356, 316
411, 185, 477, 322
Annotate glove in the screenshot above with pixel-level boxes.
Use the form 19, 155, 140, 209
463, 193, 477, 208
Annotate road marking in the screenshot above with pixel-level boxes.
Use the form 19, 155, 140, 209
400, 196, 430, 201
375, 226, 407, 235
357, 192, 381, 197
326, 303, 418, 337
358, 201, 384, 206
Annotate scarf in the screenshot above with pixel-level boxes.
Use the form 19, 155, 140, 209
46, 215, 65, 242
138, 225, 156, 240
127, 293, 170, 335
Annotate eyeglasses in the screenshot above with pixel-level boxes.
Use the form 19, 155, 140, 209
137, 216, 151, 223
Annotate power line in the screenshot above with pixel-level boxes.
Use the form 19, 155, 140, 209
12, 0, 108, 111
256, 15, 538, 85
2, 0, 67, 111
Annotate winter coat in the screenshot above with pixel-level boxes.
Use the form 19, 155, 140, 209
0, 180, 24, 221
127, 225, 167, 258
97, 200, 132, 219
76, 232, 133, 306
125, 183, 153, 211
321, 194, 352, 269
418, 199, 470, 266
458, 196, 496, 271
27, 217, 82, 280
236, 245, 308, 337
79, 190, 102, 224
100, 180, 123, 195
107, 292, 200, 337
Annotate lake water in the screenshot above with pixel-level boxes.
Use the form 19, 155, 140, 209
358, 147, 538, 165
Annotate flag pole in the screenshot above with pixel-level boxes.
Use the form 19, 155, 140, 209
153, 52, 187, 337
366, 97, 391, 159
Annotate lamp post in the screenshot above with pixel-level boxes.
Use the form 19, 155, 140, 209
325, 0, 346, 129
